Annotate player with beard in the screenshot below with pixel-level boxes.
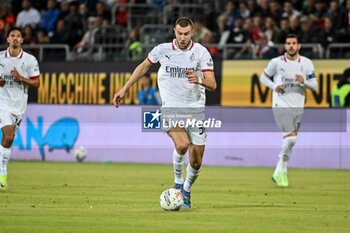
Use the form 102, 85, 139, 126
260, 34, 317, 187
113, 17, 216, 208
0, 27, 40, 191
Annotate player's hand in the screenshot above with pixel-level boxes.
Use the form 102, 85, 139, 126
295, 74, 304, 84
275, 84, 285, 93
113, 89, 126, 108
0, 78, 5, 87
186, 70, 201, 84
10, 67, 22, 81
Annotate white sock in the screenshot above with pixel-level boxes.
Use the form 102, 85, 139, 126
183, 164, 201, 193
173, 149, 185, 184
0, 145, 11, 176
273, 159, 283, 177
273, 136, 297, 176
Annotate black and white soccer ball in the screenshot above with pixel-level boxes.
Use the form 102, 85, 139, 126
74, 146, 87, 162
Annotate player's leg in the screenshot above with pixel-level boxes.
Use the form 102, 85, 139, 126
0, 125, 15, 191
182, 127, 206, 208
277, 132, 297, 173
182, 145, 205, 209
184, 144, 204, 192
167, 126, 191, 190
273, 131, 297, 186
272, 109, 300, 187
182, 144, 205, 207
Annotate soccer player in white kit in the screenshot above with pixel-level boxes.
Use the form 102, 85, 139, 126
260, 34, 317, 187
0, 27, 40, 191
113, 17, 217, 208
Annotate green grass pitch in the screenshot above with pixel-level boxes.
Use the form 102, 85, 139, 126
1, 161, 349, 233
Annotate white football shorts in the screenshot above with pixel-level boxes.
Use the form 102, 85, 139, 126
272, 107, 302, 136
165, 125, 207, 146
0, 108, 22, 133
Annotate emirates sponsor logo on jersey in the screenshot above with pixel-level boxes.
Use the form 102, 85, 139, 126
282, 77, 295, 83
1, 75, 21, 86
165, 66, 195, 78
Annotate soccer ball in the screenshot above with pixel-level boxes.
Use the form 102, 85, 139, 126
159, 188, 184, 211
74, 146, 87, 162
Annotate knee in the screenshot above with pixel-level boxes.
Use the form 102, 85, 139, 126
2, 134, 15, 147
175, 141, 190, 154
284, 131, 297, 138
190, 158, 202, 170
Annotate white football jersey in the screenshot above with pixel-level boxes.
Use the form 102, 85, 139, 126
148, 39, 214, 108
263, 54, 316, 108
0, 49, 40, 118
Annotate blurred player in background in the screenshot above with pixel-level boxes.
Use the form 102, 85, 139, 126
0, 27, 40, 191
331, 68, 350, 107
113, 17, 216, 208
260, 33, 317, 187
136, 73, 160, 105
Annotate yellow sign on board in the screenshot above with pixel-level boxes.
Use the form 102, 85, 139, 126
37, 72, 158, 105
222, 60, 349, 107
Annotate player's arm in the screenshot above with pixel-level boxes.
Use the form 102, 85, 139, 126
260, 71, 285, 93
187, 70, 217, 91
10, 67, 40, 88
260, 60, 284, 93
260, 72, 275, 90
295, 73, 317, 91
296, 61, 317, 91
201, 71, 217, 92
113, 58, 153, 107
190, 50, 217, 91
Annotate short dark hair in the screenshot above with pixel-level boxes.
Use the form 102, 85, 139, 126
142, 73, 152, 85
175, 17, 193, 27
285, 33, 299, 43
7, 26, 23, 38
143, 73, 151, 79
343, 68, 350, 79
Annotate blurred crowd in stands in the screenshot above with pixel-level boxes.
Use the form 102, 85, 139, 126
1, 0, 350, 61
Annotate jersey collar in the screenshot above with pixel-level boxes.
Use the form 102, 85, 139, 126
6, 48, 24, 59
284, 53, 300, 63
172, 39, 194, 51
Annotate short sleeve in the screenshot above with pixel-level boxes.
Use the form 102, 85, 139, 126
264, 59, 277, 78
29, 57, 40, 79
147, 45, 161, 64
199, 49, 214, 72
